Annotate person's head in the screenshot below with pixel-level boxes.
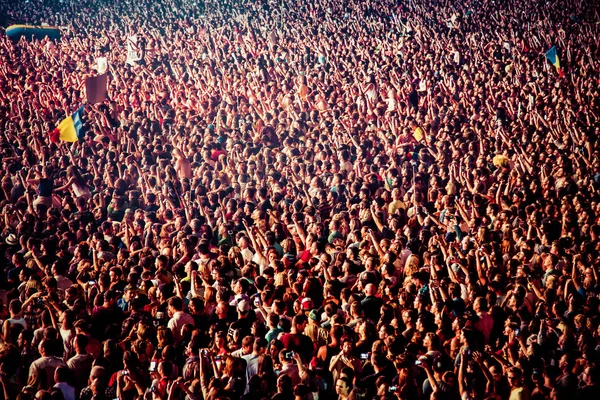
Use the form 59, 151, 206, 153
213, 330, 227, 349
473, 297, 488, 313
88, 366, 106, 386
73, 334, 89, 354
364, 283, 377, 297
341, 338, 355, 355
233, 278, 250, 295
167, 296, 184, 316
583, 365, 600, 386
269, 339, 283, 360
157, 360, 173, 379
252, 336, 268, 355
507, 367, 523, 388
108, 266, 122, 283
9, 299, 22, 316
292, 314, 308, 333
123, 350, 139, 371
558, 353, 574, 373
54, 366, 69, 384
73, 319, 91, 335
424, 332, 440, 350
335, 377, 352, 397
104, 290, 118, 307
277, 374, 293, 393
257, 354, 274, 376
237, 299, 251, 317
157, 326, 173, 348
488, 364, 503, 383
90, 377, 106, 395
17, 329, 34, 348
38, 339, 54, 357
215, 301, 228, 318
122, 285, 136, 303
267, 313, 280, 329
294, 382, 312, 400
402, 309, 416, 325
377, 323, 393, 340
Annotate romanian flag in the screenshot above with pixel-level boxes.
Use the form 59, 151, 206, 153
545, 46, 565, 77
50, 105, 85, 143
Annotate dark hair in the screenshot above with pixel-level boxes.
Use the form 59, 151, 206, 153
168, 296, 184, 311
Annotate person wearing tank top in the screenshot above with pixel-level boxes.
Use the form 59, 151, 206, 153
3, 299, 27, 343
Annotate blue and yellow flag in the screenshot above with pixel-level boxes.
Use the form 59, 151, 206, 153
545, 46, 565, 77
72, 105, 85, 140
545, 46, 560, 69
51, 106, 85, 143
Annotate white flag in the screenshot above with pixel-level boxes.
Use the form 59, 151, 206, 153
96, 57, 108, 74
126, 35, 142, 65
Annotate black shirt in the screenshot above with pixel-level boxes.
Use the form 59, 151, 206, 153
361, 295, 384, 323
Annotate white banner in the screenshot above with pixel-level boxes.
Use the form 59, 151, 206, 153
126, 35, 142, 65
96, 57, 108, 74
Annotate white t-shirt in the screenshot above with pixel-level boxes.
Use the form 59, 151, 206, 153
54, 382, 76, 400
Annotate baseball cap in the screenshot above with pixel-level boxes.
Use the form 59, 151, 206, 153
230, 294, 250, 308
237, 299, 251, 313
301, 298, 313, 311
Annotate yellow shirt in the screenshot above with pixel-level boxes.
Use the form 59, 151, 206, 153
509, 386, 530, 400
389, 200, 407, 215
413, 126, 425, 142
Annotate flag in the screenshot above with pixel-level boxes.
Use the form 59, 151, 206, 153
50, 105, 85, 143
126, 35, 142, 65
72, 105, 85, 140
545, 46, 565, 77
545, 46, 560, 69
96, 57, 108, 74
85, 73, 108, 104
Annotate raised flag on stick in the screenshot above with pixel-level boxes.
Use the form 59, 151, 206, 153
545, 46, 565, 77
49, 105, 85, 143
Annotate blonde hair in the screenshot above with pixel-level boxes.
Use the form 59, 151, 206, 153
404, 254, 421, 277
304, 323, 320, 345
25, 279, 41, 292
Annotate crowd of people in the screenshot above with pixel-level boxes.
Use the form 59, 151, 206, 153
0, 0, 599, 398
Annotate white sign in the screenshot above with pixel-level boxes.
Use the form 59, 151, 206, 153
126, 35, 142, 65
96, 57, 108, 74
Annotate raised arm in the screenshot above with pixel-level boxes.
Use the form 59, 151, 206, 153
473, 352, 494, 394
458, 351, 467, 397
292, 213, 307, 247
369, 204, 385, 233
571, 254, 582, 293
368, 229, 385, 259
